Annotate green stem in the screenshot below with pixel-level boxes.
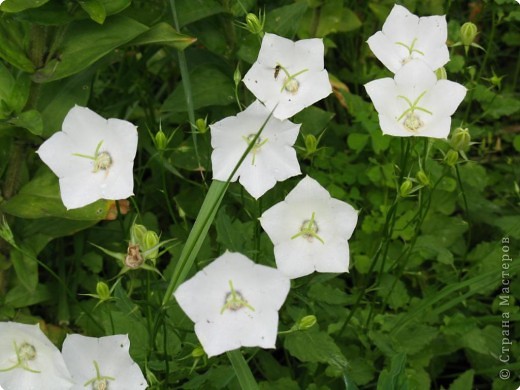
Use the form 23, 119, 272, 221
227, 350, 259, 390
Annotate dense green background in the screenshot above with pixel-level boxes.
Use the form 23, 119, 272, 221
0, 0, 519, 388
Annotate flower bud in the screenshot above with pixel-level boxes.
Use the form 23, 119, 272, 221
246, 13, 264, 36
297, 315, 317, 330
450, 127, 471, 151
435, 67, 447, 80
416, 170, 430, 187
233, 65, 241, 87
399, 179, 413, 197
460, 22, 478, 48
96, 281, 111, 301
125, 243, 144, 269
304, 134, 318, 155
195, 118, 208, 134
191, 346, 205, 358
444, 150, 459, 166
155, 129, 168, 151
131, 224, 147, 245
143, 230, 160, 260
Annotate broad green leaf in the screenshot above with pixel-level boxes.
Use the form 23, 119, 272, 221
0, 167, 112, 220
100, 0, 130, 15
293, 106, 335, 136
11, 248, 38, 291
32, 16, 148, 82
215, 209, 254, 254
266, 2, 308, 38
448, 370, 475, 390
162, 66, 235, 112
176, 0, 226, 27
0, 20, 34, 73
348, 133, 370, 152
0, 0, 50, 13
9, 109, 43, 135
284, 329, 348, 370
299, 0, 361, 38
79, 0, 107, 24
128, 22, 196, 51
377, 353, 408, 390
5, 284, 51, 308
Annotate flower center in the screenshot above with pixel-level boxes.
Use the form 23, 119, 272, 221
0, 341, 40, 374
243, 134, 268, 165
72, 140, 113, 173
396, 90, 432, 133
84, 361, 115, 390
220, 280, 255, 314
275, 63, 309, 94
290, 211, 325, 244
395, 37, 424, 64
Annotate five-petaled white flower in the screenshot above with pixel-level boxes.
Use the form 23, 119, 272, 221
210, 100, 301, 199
174, 251, 290, 357
367, 4, 449, 73
0, 322, 73, 390
243, 33, 332, 120
61, 334, 147, 390
37, 105, 138, 210
364, 61, 466, 138
260, 176, 358, 279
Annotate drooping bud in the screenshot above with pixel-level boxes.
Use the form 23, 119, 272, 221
444, 150, 459, 166
191, 346, 205, 358
297, 315, 317, 330
95, 281, 111, 301
416, 170, 430, 187
233, 65, 241, 87
460, 22, 478, 52
195, 117, 208, 134
304, 134, 318, 155
450, 127, 471, 151
435, 67, 447, 80
399, 179, 413, 197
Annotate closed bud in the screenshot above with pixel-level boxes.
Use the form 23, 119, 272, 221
95, 281, 111, 301
246, 13, 264, 36
131, 224, 147, 245
416, 170, 430, 186
450, 127, 471, 151
195, 118, 208, 134
304, 134, 318, 155
399, 179, 413, 197
460, 22, 478, 47
297, 315, 317, 330
445, 150, 459, 166
233, 65, 241, 87
155, 129, 168, 151
192, 346, 205, 358
435, 67, 447, 80
143, 230, 160, 260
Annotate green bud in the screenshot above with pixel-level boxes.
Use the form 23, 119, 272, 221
233, 65, 241, 87
445, 150, 459, 166
450, 127, 471, 151
155, 129, 168, 151
195, 118, 208, 134
435, 67, 447, 80
460, 22, 478, 47
96, 281, 111, 301
246, 13, 264, 36
143, 230, 160, 260
192, 346, 205, 358
131, 224, 147, 245
297, 315, 317, 330
416, 170, 430, 187
304, 134, 318, 155
399, 179, 413, 197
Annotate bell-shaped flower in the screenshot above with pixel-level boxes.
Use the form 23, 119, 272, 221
243, 33, 332, 120
0, 322, 73, 389
174, 251, 290, 357
37, 105, 138, 210
61, 334, 147, 390
367, 4, 449, 73
260, 176, 358, 279
364, 61, 466, 138
210, 100, 300, 199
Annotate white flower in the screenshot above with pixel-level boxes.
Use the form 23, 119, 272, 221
0, 322, 73, 390
367, 4, 449, 73
210, 100, 301, 199
174, 251, 290, 358
37, 105, 138, 210
260, 176, 358, 279
243, 33, 332, 120
364, 61, 466, 138
61, 334, 147, 390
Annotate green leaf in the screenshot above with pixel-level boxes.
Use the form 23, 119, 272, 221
293, 106, 334, 136
176, 0, 226, 27
215, 209, 254, 254
0, 20, 35, 73
9, 109, 43, 135
348, 133, 370, 152
284, 329, 348, 370
32, 15, 148, 83
11, 248, 38, 292
266, 2, 308, 38
0, 0, 50, 13
162, 66, 235, 113
227, 350, 259, 390
448, 370, 475, 390
0, 167, 111, 220
79, 0, 107, 24
128, 22, 197, 51
377, 353, 408, 390
5, 284, 51, 308
100, 0, 130, 15
299, 0, 361, 38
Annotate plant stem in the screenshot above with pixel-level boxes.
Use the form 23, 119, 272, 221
227, 350, 259, 390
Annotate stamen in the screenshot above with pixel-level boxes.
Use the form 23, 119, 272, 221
291, 212, 325, 244
396, 90, 432, 133
220, 280, 255, 314
243, 134, 269, 165
84, 360, 115, 390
